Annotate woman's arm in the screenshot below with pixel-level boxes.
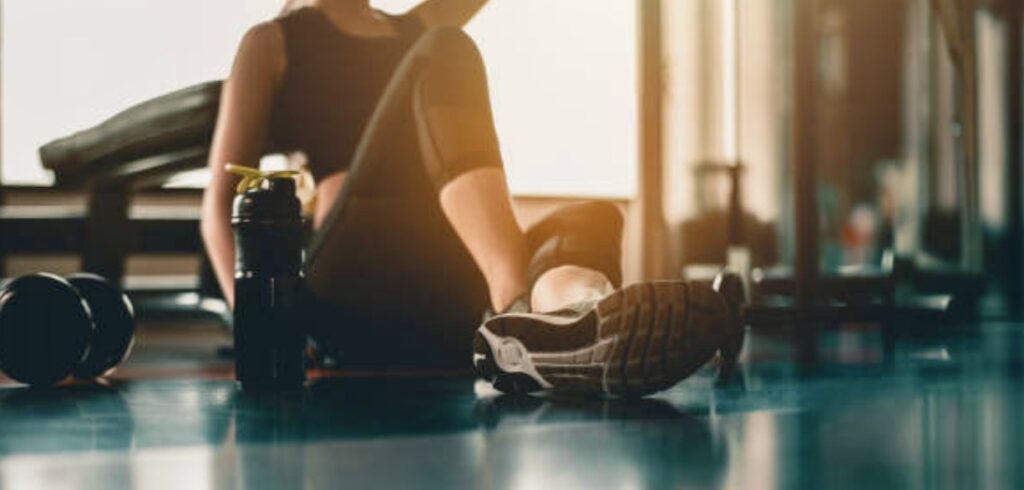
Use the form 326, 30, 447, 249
201, 22, 285, 307
410, 0, 489, 28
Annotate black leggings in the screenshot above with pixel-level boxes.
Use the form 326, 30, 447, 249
304, 28, 623, 368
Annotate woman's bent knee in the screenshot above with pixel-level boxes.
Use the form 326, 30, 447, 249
416, 27, 487, 99
410, 27, 501, 192
416, 27, 481, 62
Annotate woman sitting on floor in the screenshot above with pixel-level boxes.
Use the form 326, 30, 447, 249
201, 0, 744, 396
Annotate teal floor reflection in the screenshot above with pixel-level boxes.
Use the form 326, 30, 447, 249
0, 323, 1021, 489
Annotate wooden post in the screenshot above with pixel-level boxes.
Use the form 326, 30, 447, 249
792, 0, 821, 363
639, 0, 666, 280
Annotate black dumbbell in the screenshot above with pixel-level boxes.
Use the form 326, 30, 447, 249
0, 273, 135, 386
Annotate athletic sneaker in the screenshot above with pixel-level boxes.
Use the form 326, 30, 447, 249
473, 273, 745, 397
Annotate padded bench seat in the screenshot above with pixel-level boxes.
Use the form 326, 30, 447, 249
39, 81, 223, 187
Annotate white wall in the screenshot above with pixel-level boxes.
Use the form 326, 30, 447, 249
2, 0, 637, 198
1, 0, 282, 185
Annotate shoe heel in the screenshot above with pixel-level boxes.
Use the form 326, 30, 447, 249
713, 272, 746, 385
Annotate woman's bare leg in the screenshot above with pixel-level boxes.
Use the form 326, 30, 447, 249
439, 168, 530, 312
440, 169, 616, 313
440, 171, 617, 313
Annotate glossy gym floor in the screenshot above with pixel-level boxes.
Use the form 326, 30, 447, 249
1, 319, 1020, 490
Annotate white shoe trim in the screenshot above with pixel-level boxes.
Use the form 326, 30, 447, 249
478, 327, 553, 390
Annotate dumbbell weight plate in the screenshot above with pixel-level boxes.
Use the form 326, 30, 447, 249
68, 274, 135, 379
0, 273, 93, 386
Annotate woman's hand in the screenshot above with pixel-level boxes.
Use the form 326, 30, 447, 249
411, 0, 489, 28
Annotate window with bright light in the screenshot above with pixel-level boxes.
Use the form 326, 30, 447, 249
2, 0, 637, 198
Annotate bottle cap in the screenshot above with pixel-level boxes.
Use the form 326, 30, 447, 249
226, 164, 299, 194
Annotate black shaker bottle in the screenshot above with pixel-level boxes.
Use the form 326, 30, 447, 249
228, 165, 306, 391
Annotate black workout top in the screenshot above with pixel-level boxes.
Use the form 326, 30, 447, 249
269, 7, 425, 181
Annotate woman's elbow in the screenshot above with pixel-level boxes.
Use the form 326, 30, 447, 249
200, 188, 231, 239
